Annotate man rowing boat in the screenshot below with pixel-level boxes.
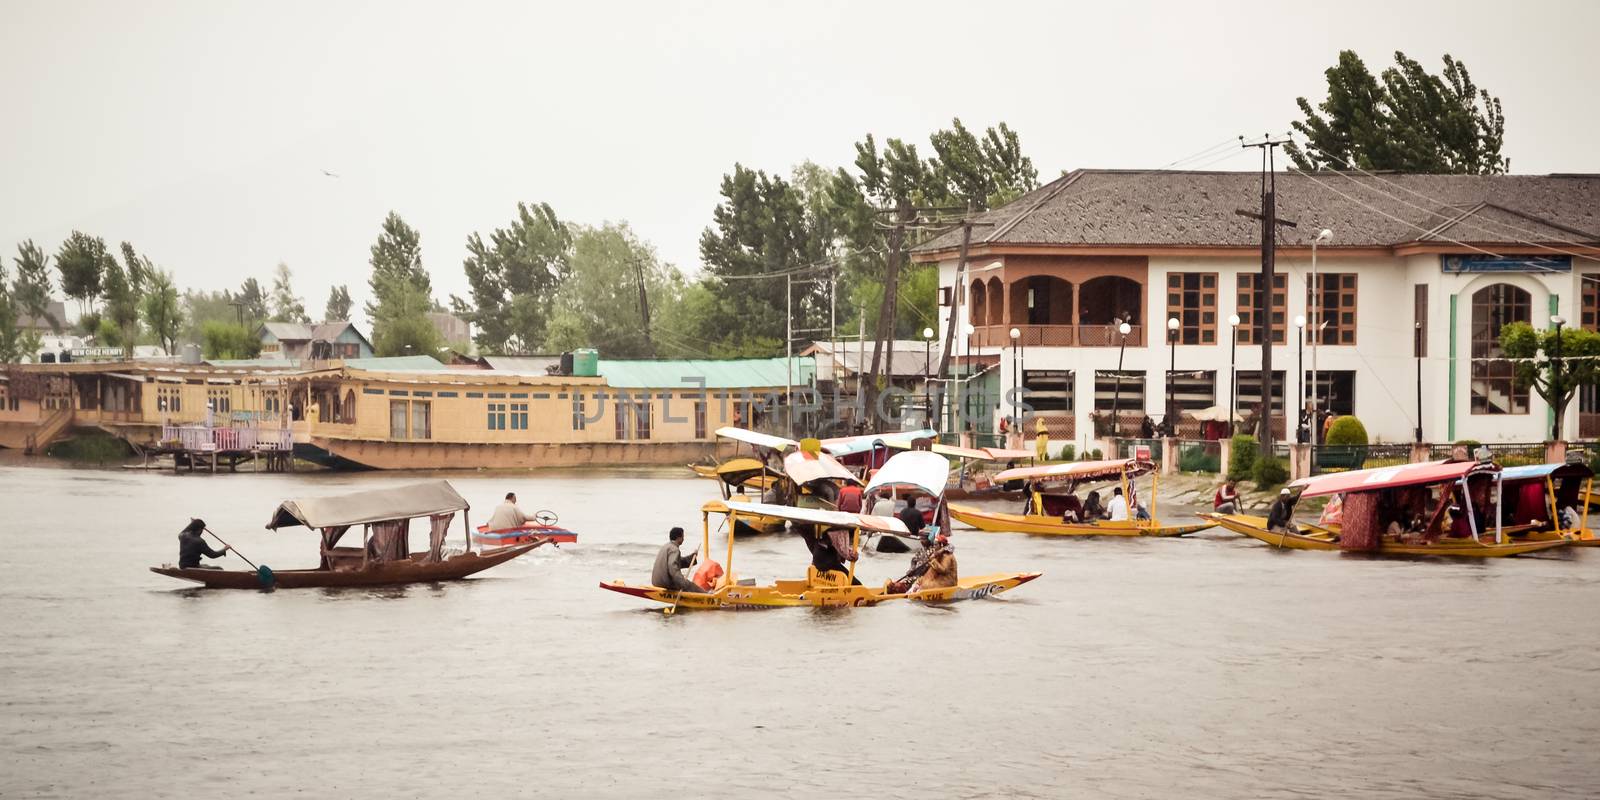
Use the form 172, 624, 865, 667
486, 492, 532, 530
178, 519, 228, 569
652, 527, 707, 594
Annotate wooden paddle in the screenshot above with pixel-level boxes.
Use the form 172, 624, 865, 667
204, 527, 275, 588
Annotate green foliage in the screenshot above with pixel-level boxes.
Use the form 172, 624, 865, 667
0, 257, 32, 363
926, 119, 1039, 209
237, 277, 269, 324
94, 316, 122, 347
1288, 50, 1508, 174
1180, 444, 1221, 473
56, 231, 114, 313
141, 268, 183, 354
1325, 416, 1370, 446
1228, 434, 1258, 481
451, 202, 571, 353
269, 262, 309, 323
1454, 439, 1481, 448
1251, 455, 1289, 488
1501, 321, 1600, 440
324, 284, 352, 322
371, 275, 444, 358
11, 241, 59, 333
1088, 448, 1103, 460
1059, 443, 1076, 461
543, 222, 682, 358
367, 211, 431, 322
101, 247, 143, 357
45, 431, 133, 463
201, 321, 262, 360
180, 289, 239, 346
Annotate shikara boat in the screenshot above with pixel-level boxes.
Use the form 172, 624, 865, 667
1497, 461, 1596, 546
600, 500, 1040, 610
949, 458, 1214, 537
151, 480, 546, 589
710, 429, 867, 535
1207, 460, 1570, 558
474, 518, 579, 547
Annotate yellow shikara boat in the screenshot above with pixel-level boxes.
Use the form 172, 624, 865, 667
1209, 459, 1571, 558
1498, 461, 1598, 546
949, 458, 1214, 537
600, 500, 1040, 611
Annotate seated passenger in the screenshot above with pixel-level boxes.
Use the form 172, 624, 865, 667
1265, 489, 1298, 534
1106, 487, 1130, 522
1083, 490, 1105, 520
1059, 491, 1083, 523
836, 482, 864, 514
1213, 480, 1239, 514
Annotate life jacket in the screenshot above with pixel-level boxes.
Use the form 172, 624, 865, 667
693, 559, 724, 591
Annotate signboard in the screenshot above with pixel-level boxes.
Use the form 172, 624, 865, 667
68, 346, 124, 362
1442, 255, 1570, 273
1134, 444, 1152, 461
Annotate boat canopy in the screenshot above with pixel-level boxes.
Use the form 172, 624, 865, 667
266, 480, 470, 530
865, 450, 950, 498
714, 426, 798, 452
716, 501, 910, 534
996, 458, 1150, 485
782, 449, 860, 486
714, 457, 770, 485
819, 428, 938, 457
1289, 460, 1498, 499
1499, 462, 1595, 482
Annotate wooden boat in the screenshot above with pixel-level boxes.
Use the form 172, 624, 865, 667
1208, 460, 1572, 558
1496, 461, 1597, 546
474, 522, 578, 547
600, 500, 1040, 611
709, 429, 868, 535
150, 480, 546, 589
949, 458, 1214, 537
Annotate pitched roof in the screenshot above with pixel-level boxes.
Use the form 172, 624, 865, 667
257, 321, 371, 347
17, 301, 67, 332
597, 357, 815, 389
913, 170, 1600, 254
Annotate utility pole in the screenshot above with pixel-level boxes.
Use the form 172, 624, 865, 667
631, 256, 653, 356
1236, 135, 1294, 459
865, 198, 913, 421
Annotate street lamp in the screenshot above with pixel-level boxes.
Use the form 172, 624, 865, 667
1111, 319, 1132, 437
1414, 321, 1424, 443
1227, 313, 1241, 436
921, 326, 934, 425
961, 321, 975, 432
1009, 327, 1022, 434
1165, 317, 1180, 437
1294, 314, 1306, 443
1552, 315, 1566, 441
1310, 228, 1332, 445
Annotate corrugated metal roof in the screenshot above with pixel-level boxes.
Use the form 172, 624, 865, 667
343, 356, 450, 371
598, 357, 815, 389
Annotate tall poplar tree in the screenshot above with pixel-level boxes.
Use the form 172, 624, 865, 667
451, 202, 571, 354
366, 212, 430, 320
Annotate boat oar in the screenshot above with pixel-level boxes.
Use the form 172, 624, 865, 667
204, 527, 275, 588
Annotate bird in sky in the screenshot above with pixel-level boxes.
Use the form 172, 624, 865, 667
321, 169, 340, 178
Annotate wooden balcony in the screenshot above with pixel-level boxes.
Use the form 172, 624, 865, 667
968, 324, 1144, 348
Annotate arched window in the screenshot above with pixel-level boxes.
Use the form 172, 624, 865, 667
969, 280, 987, 328
343, 390, 357, 424
1008, 276, 1073, 325
1470, 284, 1530, 415
985, 277, 1004, 326
1079, 276, 1141, 326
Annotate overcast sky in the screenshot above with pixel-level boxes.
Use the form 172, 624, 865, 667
3, 0, 1596, 323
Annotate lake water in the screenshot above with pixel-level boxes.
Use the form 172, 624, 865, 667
2, 462, 1597, 798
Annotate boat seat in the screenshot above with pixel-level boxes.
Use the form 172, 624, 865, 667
323, 546, 365, 572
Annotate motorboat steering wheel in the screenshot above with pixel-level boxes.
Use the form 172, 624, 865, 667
533, 509, 559, 526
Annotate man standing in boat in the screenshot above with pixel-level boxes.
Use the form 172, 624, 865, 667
486, 492, 532, 530
178, 519, 228, 569
653, 527, 706, 594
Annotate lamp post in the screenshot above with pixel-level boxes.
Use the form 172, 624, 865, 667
1552, 315, 1566, 441
1294, 314, 1306, 443
1310, 228, 1332, 444
961, 321, 975, 432
1165, 317, 1180, 437
1008, 327, 1022, 435
1111, 320, 1132, 437
1414, 321, 1423, 443
921, 326, 934, 427
1227, 313, 1241, 436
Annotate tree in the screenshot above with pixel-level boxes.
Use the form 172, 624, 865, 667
56, 231, 113, 315
180, 289, 238, 346
201, 321, 262, 360
927, 119, 1039, 209
1288, 50, 1508, 174
367, 211, 430, 321
1502, 322, 1600, 441
0, 257, 41, 363
237, 278, 269, 324
12, 241, 58, 333
269, 262, 309, 323
543, 223, 683, 358
451, 202, 571, 354
101, 248, 143, 358
141, 268, 183, 354
324, 284, 353, 322
371, 274, 444, 358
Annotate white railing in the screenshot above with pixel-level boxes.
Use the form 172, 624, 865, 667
162, 424, 294, 452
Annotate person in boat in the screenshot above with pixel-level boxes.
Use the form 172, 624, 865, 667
1214, 480, 1240, 514
1106, 487, 1130, 521
836, 481, 864, 514
486, 492, 532, 530
1059, 490, 1083, 523
1083, 490, 1105, 520
652, 527, 706, 594
806, 525, 861, 585
1265, 488, 1299, 534
178, 518, 228, 569
885, 531, 952, 593
897, 499, 927, 539
915, 534, 958, 592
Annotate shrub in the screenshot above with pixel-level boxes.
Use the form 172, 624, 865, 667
1179, 444, 1220, 473
1325, 416, 1369, 446
1228, 434, 1258, 481
1058, 444, 1076, 462
45, 432, 133, 463
1252, 455, 1289, 487
1088, 448, 1103, 460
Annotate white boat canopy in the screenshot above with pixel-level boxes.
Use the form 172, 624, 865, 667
865, 450, 950, 498
995, 458, 1152, 485
266, 480, 470, 530
718, 501, 910, 534
782, 450, 861, 486
714, 426, 799, 452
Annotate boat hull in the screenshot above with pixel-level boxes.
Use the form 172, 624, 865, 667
150, 541, 545, 589
949, 504, 1212, 537
599, 572, 1041, 610
474, 524, 578, 546
1207, 514, 1572, 557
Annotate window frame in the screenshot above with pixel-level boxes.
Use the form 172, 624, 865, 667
1166, 272, 1218, 345
1469, 283, 1531, 415
1236, 273, 1287, 345
1307, 273, 1358, 345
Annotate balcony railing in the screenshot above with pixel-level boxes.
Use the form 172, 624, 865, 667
162, 424, 293, 452
967, 323, 1146, 348
1078, 324, 1145, 347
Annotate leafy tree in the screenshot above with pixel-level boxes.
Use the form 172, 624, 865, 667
180, 289, 238, 345
324, 284, 353, 322
0, 257, 41, 363
543, 223, 683, 358
1325, 416, 1369, 445
371, 274, 444, 358
201, 321, 262, 360
367, 211, 430, 321
269, 262, 309, 323
118, 242, 149, 296
141, 268, 183, 354
1502, 322, 1600, 441
101, 251, 142, 358
56, 231, 114, 315
926, 119, 1039, 209
1288, 50, 1508, 174
12, 241, 59, 333
237, 278, 269, 324
451, 202, 571, 354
